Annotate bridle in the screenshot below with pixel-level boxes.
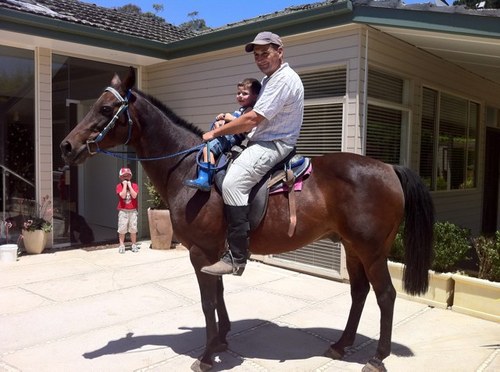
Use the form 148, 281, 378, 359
83, 86, 205, 162
86, 86, 133, 155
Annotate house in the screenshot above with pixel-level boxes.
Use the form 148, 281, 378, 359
1, 0, 499, 279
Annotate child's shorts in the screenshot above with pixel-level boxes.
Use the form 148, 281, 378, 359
117, 209, 138, 234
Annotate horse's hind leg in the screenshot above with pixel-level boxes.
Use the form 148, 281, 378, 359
326, 253, 370, 359
364, 258, 396, 369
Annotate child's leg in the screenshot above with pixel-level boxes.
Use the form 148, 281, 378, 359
203, 143, 216, 164
119, 233, 126, 246
117, 210, 127, 253
129, 211, 139, 252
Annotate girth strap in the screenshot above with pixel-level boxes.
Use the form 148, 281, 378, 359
285, 169, 297, 237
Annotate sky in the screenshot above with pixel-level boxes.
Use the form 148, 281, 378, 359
84, 0, 423, 28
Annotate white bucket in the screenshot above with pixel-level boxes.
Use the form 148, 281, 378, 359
0, 244, 18, 263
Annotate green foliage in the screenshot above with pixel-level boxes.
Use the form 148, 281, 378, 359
432, 222, 471, 272
179, 11, 210, 32
391, 220, 500, 281
145, 181, 167, 209
117, 3, 165, 22
389, 224, 405, 263
21, 195, 53, 232
471, 232, 500, 281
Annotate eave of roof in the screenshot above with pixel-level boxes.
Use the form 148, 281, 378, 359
0, 7, 173, 59
1, 0, 499, 62
161, 0, 354, 59
352, 3, 500, 40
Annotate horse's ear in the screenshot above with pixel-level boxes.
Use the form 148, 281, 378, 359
123, 66, 136, 91
111, 73, 122, 88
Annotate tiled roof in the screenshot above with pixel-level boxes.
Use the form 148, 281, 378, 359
0, 0, 196, 42
207, 1, 338, 32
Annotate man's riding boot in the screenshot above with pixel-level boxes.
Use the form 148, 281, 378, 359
201, 205, 250, 276
183, 162, 214, 192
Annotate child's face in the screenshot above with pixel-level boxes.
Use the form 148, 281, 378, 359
120, 174, 131, 181
236, 86, 257, 108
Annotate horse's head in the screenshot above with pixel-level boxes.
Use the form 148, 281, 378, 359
60, 67, 137, 165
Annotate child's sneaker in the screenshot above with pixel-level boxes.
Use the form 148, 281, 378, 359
131, 244, 139, 253
119, 245, 125, 254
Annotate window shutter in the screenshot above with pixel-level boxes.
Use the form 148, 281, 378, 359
366, 105, 402, 164
368, 69, 403, 104
271, 67, 347, 278
297, 103, 343, 155
301, 69, 346, 99
420, 88, 438, 189
366, 69, 405, 165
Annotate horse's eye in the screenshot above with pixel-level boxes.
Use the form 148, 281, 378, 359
100, 105, 113, 116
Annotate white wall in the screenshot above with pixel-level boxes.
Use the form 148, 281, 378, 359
365, 27, 500, 234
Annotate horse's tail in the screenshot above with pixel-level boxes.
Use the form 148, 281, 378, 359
393, 165, 435, 295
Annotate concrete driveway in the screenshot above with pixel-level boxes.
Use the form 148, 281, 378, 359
0, 243, 498, 371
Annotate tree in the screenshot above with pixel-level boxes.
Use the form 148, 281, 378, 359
179, 11, 210, 32
452, 0, 500, 8
116, 3, 165, 22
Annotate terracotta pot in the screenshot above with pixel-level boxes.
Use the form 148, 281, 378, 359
22, 229, 48, 254
147, 208, 173, 249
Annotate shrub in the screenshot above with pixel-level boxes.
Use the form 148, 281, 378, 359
432, 222, 471, 273
145, 181, 167, 209
389, 224, 405, 263
471, 232, 500, 282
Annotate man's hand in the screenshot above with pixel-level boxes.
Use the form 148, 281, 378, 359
203, 131, 214, 142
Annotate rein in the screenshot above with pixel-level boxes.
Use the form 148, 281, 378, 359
96, 145, 204, 162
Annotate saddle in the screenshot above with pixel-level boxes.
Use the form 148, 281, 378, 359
214, 148, 312, 236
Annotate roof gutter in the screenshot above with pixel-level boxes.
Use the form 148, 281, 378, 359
352, 6, 500, 40
0, 1, 354, 61
159, 0, 354, 59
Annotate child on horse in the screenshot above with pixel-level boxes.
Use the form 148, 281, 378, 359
183, 78, 261, 191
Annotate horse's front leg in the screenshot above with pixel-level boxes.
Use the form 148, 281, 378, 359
190, 248, 230, 372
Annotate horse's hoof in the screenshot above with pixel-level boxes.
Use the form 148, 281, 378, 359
191, 359, 212, 372
361, 358, 387, 372
324, 346, 343, 360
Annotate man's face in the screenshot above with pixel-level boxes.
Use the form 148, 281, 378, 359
253, 44, 282, 76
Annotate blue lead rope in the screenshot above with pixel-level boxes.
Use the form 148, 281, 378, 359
96, 143, 205, 162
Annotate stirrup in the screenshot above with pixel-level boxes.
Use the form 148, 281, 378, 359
223, 251, 246, 276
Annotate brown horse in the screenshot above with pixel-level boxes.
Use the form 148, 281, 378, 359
60, 68, 434, 372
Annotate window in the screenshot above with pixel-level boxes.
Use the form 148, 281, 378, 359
296, 68, 346, 155
419, 87, 479, 191
0, 46, 35, 203
274, 67, 346, 277
366, 69, 408, 164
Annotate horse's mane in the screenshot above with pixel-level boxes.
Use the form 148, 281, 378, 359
133, 89, 204, 137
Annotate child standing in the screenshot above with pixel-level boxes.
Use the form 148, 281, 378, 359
184, 78, 262, 191
116, 167, 139, 253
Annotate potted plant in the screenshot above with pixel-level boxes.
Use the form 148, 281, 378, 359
145, 181, 173, 249
390, 221, 499, 321
452, 233, 500, 322
20, 195, 53, 254
388, 222, 468, 309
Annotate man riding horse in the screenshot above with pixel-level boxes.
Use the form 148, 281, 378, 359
201, 31, 305, 276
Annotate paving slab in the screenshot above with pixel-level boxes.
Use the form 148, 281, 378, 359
0, 243, 498, 371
